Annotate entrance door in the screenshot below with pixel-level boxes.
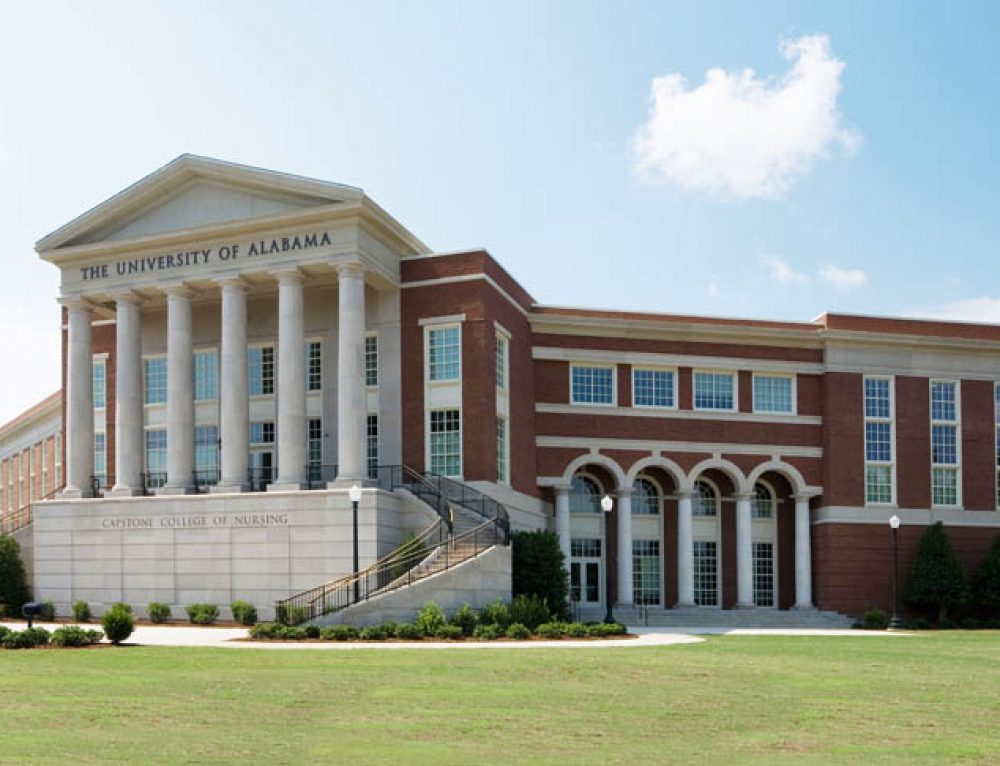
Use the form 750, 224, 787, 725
570, 559, 602, 605
249, 450, 273, 491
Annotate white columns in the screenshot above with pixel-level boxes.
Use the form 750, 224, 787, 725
110, 294, 143, 496
793, 495, 815, 609
62, 299, 94, 498
333, 262, 367, 485
616, 489, 633, 605
215, 278, 249, 492
271, 270, 306, 490
160, 285, 195, 494
555, 486, 571, 565
676, 490, 695, 607
735, 492, 754, 608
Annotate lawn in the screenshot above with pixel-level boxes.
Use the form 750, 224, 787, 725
0, 632, 998, 765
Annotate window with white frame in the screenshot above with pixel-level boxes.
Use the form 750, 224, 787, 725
864, 376, 894, 504
751, 482, 774, 518
632, 477, 659, 515
633, 539, 661, 605
495, 332, 508, 391
144, 357, 167, 405
752, 542, 775, 607
145, 430, 167, 487
694, 371, 735, 411
249, 421, 275, 445
570, 365, 614, 405
306, 341, 322, 392
569, 475, 601, 513
248, 346, 274, 395
429, 409, 461, 476
693, 479, 718, 517
427, 326, 460, 382
633, 368, 675, 408
930, 380, 960, 507
308, 418, 322, 482
366, 414, 379, 479
93, 360, 106, 409
93, 433, 106, 488
753, 374, 794, 414
496, 416, 509, 484
55, 433, 62, 488
365, 334, 379, 387
194, 426, 219, 481
194, 351, 218, 401
693, 541, 719, 607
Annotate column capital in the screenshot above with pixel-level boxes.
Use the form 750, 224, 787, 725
734, 492, 754, 502
334, 260, 366, 279
58, 295, 96, 311
675, 489, 694, 499
791, 492, 820, 501
161, 282, 196, 300
107, 289, 146, 306
214, 275, 250, 292
269, 266, 305, 285
553, 484, 571, 496
615, 488, 632, 499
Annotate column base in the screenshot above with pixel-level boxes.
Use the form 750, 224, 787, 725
792, 603, 816, 611
59, 486, 92, 500
327, 477, 372, 490
674, 601, 697, 609
734, 601, 757, 610
267, 481, 305, 492
156, 485, 194, 496
107, 485, 142, 498
210, 483, 248, 494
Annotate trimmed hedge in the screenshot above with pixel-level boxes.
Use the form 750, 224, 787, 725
147, 602, 171, 624
51, 626, 103, 647
72, 600, 91, 623
186, 604, 219, 625
102, 605, 134, 645
230, 600, 257, 626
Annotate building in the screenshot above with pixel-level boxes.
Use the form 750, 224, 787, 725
12, 154, 1000, 622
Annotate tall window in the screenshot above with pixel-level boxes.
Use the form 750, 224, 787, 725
306, 341, 322, 391
249, 421, 275, 445
366, 415, 379, 479
632, 477, 659, 515
931, 380, 960, 507
752, 542, 775, 607
308, 418, 322, 482
93, 360, 106, 409
693, 541, 719, 606
495, 417, 509, 484
693, 480, 718, 517
633, 368, 675, 408
93, 433, 106, 488
428, 326, 460, 381
751, 483, 774, 518
194, 426, 219, 482
864, 376, 894, 504
694, 371, 735, 411
753, 374, 794, 414
145, 429, 167, 487
569, 475, 601, 513
495, 333, 508, 391
194, 351, 218, 401
570, 365, 614, 405
633, 539, 661, 605
248, 347, 274, 395
429, 409, 461, 476
365, 334, 379, 387
144, 358, 167, 405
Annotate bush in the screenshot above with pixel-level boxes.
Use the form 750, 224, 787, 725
51, 626, 103, 647
0, 625, 10, 642
512, 530, 570, 620
111, 602, 133, 614
102, 605, 135, 645
305, 625, 321, 639
249, 622, 283, 639
564, 622, 588, 638
275, 604, 311, 626
973, 533, 1000, 616
415, 601, 446, 635
586, 622, 627, 637
230, 600, 257, 626
147, 602, 171, 624
434, 624, 463, 640
939, 617, 959, 630
448, 603, 478, 636
508, 594, 551, 631
393, 623, 423, 640
39, 600, 56, 622
472, 623, 502, 640
908, 616, 932, 630
0, 535, 30, 615
359, 624, 390, 641
321, 625, 360, 641
72, 600, 91, 623
186, 604, 219, 625
905, 521, 970, 623
862, 608, 889, 630
505, 622, 531, 640
278, 626, 308, 640
3, 627, 51, 649
478, 598, 511, 629
534, 622, 566, 639
961, 617, 981, 630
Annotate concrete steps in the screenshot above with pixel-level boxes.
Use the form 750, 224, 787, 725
576, 605, 855, 629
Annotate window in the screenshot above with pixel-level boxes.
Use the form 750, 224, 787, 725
569, 475, 601, 513
996, 384, 1000, 507
633, 368, 675, 408
249, 421, 275, 445
366, 415, 378, 479
633, 539, 661, 605
693, 480, 718, 517
632, 477, 660, 515
693, 541, 719, 607
864, 377, 894, 504
429, 409, 461, 476
752, 542, 775, 607
308, 418, 322, 482
306, 341, 322, 391
248, 347, 274, 395
194, 351, 218, 401
570, 538, 602, 558
753, 374, 794, 414
93, 360, 106, 409
694, 371, 735, 411
570, 365, 614, 405
93, 433, 106, 489
570, 538, 602, 603
751, 483, 774, 519
194, 426, 219, 483
365, 334, 378, 387
144, 358, 167, 405
428, 326, 460, 381
931, 380, 960, 507
145, 430, 167, 487
495, 333, 508, 391
496, 417, 509, 484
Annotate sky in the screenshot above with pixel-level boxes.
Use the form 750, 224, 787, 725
1, 0, 999, 423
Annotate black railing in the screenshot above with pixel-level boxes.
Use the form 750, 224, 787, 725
247, 467, 274, 493
90, 474, 110, 497
142, 472, 167, 494
193, 469, 220, 493
421, 471, 510, 543
306, 463, 338, 488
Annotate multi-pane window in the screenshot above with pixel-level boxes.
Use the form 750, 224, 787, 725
428, 326, 460, 381
570, 538, 601, 603
693, 480, 718, 517
248, 347, 274, 395
308, 418, 322, 482
694, 371, 735, 411
93, 433, 106, 488
693, 541, 719, 606
495, 333, 508, 391
429, 409, 461, 476
864, 377, 894, 504
145, 430, 167, 487
633, 368, 675, 408
569, 475, 601, 513
751, 483, 774, 519
496, 417, 509, 484
194, 426, 219, 481
633, 540, 661, 605
194, 351, 218, 401
571, 538, 602, 558
249, 421, 275, 445
93, 360, 106, 409
931, 381, 960, 507
365, 334, 379, 387
306, 341, 322, 391
570, 365, 614, 405
632, 477, 659, 515
366, 415, 378, 479
144, 358, 167, 405
753, 374, 794, 414
752, 542, 775, 607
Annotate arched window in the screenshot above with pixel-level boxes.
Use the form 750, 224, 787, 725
632, 477, 659, 515
692, 479, 718, 517
752, 482, 774, 519
569, 475, 601, 513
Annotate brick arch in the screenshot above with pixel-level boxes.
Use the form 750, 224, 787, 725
685, 457, 749, 495
560, 452, 627, 491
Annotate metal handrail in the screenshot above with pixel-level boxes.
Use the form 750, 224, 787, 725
1, 485, 63, 535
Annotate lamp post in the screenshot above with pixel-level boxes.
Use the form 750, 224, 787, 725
601, 494, 615, 624
889, 514, 903, 629
349, 483, 362, 603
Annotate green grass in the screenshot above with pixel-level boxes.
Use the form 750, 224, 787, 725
0, 632, 998, 765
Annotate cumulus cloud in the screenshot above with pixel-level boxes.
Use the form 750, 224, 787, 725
912, 297, 1000, 324
820, 264, 867, 289
761, 254, 810, 285
633, 34, 859, 198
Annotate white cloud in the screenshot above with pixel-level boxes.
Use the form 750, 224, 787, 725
633, 34, 859, 198
912, 297, 1000, 324
707, 277, 720, 298
761, 254, 810, 285
820, 264, 867, 289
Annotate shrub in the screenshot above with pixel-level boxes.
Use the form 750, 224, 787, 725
905, 521, 970, 623
478, 598, 511, 629
415, 601, 446, 635
230, 600, 257, 626
51, 626, 103, 647
249, 622, 283, 639
0, 625, 10, 642
534, 622, 566, 639
908, 617, 932, 630
275, 604, 310, 626
564, 622, 588, 638
508, 594, 550, 630
433, 624, 463, 640
3, 627, 50, 649
186, 604, 219, 625
39, 599, 56, 622
862, 608, 890, 630
102, 605, 135, 645
512, 530, 570, 620
449, 603, 478, 636
304, 625, 321, 639
278, 626, 308, 640
393, 623, 423, 640
359, 624, 390, 641
147, 602, 171, 624
321, 625, 360, 641
0, 535, 30, 615
961, 617, 981, 630
973, 533, 1000, 616
471, 623, 502, 640
111, 602, 133, 614
587, 622, 627, 637
72, 600, 91, 623
505, 622, 531, 640
939, 617, 959, 630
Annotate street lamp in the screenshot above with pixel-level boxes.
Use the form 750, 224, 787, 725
600, 493, 615, 624
889, 514, 903, 629
349, 483, 362, 603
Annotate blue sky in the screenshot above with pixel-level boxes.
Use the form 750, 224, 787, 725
1, 1, 998, 421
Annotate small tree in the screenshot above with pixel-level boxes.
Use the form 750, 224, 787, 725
512, 531, 569, 620
904, 521, 970, 623
0, 535, 30, 615
973, 533, 1000, 617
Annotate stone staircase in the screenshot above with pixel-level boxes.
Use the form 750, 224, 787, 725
577, 605, 855, 629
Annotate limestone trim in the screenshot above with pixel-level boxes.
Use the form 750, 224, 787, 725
533, 345, 825, 375
536, 402, 822, 426
813, 505, 1000, 527
535, 436, 823, 460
